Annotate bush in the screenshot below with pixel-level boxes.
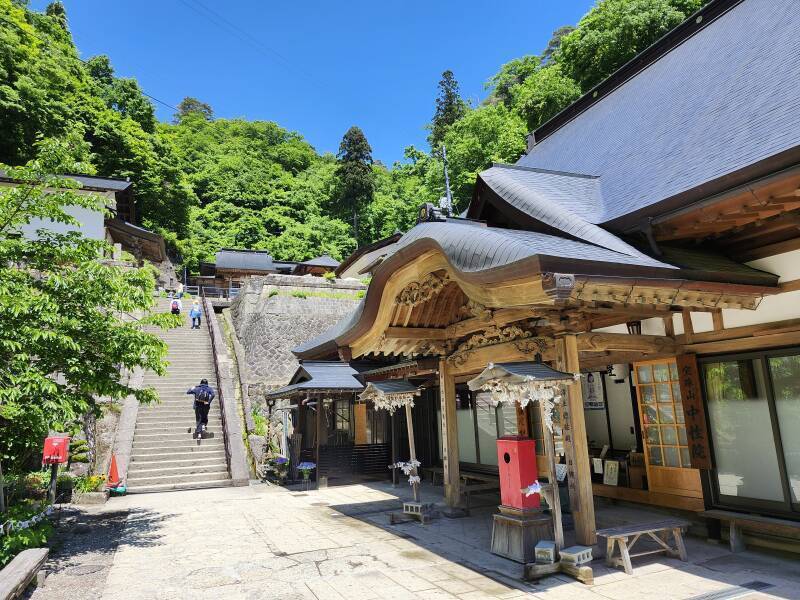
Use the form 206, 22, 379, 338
268, 289, 279, 298
291, 291, 308, 299
0, 503, 54, 568
252, 410, 268, 437
70, 453, 89, 463
356, 290, 365, 299
73, 474, 105, 494
323, 271, 336, 282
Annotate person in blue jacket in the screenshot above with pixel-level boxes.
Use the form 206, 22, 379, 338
187, 378, 215, 438
189, 301, 202, 329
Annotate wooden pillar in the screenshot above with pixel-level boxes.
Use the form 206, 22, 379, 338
555, 335, 597, 546
354, 403, 367, 445
515, 403, 530, 438
539, 401, 564, 550
439, 358, 461, 507
391, 412, 399, 486
405, 402, 420, 502
315, 396, 322, 470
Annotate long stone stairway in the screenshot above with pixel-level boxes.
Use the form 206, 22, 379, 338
127, 298, 232, 493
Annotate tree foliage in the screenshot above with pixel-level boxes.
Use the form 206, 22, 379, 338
428, 70, 467, 149
0, 134, 176, 472
335, 126, 375, 244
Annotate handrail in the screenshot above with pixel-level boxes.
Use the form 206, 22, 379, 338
201, 288, 233, 476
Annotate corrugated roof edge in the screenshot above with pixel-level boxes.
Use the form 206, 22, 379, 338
530, 0, 745, 146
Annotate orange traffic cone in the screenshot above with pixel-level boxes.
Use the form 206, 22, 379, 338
107, 454, 121, 488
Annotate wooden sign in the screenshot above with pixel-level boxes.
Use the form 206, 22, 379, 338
675, 354, 712, 470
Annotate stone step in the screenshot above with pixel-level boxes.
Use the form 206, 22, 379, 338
132, 440, 225, 453
136, 414, 222, 423
135, 424, 223, 434
128, 461, 228, 478
125, 478, 233, 494
126, 469, 230, 487
132, 431, 221, 443
130, 449, 226, 462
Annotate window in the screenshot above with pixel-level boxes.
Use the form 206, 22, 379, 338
634, 360, 691, 469
334, 400, 351, 432
701, 350, 800, 514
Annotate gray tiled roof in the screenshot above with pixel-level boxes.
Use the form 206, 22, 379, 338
362, 380, 421, 397
478, 164, 653, 258
264, 361, 363, 399
517, 0, 800, 223
301, 255, 340, 268
215, 249, 276, 272
394, 221, 674, 271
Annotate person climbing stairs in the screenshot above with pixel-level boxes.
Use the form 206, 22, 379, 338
126, 297, 232, 493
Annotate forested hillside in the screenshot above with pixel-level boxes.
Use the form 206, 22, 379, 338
0, 0, 705, 273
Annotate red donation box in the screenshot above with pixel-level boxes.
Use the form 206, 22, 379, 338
42, 436, 70, 465
496, 436, 539, 510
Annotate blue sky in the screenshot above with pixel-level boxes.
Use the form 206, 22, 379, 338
34, 1, 595, 164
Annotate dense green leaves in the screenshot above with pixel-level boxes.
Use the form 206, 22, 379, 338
0, 135, 177, 472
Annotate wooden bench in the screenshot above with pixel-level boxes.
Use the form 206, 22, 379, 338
0, 547, 49, 599
423, 466, 444, 486
597, 519, 689, 575
460, 472, 499, 512
701, 509, 800, 553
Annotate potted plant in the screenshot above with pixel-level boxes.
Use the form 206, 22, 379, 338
297, 462, 316, 489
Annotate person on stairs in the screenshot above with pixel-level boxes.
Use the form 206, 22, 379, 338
187, 378, 215, 439
170, 295, 182, 315
189, 301, 202, 329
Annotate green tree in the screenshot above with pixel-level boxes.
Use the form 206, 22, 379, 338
486, 56, 541, 107
335, 126, 375, 243
558, 0, 705, 91
511, 64, 582, 132
174, 97, 214, 123
541, 25, 575, 65
428, 70, 467, 149
0, 134, 176, 472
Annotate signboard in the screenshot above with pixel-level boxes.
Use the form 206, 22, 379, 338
603, 460, 619, 486
581, 373, 605, 410
676, 354, 712, 470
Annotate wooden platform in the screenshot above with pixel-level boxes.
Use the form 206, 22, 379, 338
592, 483, 704, 512
0, 547, 48, 599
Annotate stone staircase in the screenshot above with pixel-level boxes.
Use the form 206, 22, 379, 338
127, 298, 232, 493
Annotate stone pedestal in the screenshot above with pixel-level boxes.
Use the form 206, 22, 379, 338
491, 505, 553, 563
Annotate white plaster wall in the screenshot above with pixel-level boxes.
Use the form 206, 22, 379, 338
604, 371, 638, 451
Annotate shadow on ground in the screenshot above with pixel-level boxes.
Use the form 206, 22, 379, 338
320, 480, 799, 600
25, 505, 173, 600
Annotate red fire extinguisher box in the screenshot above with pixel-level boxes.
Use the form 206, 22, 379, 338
496, 436, 539, 510
42, 436, 70, 465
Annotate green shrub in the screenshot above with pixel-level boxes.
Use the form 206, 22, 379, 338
268, 289, 279, 298
356, 290, 366, 299
360, 277, 371, 286
70, 453, 89, 463
120, 250, 136, 262
291, 291, 309, 299
323, 271, 336, 282
252, 410, 268, 437
73, 474, 105, 493
0, 503, 54, 568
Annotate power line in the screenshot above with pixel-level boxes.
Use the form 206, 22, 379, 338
0, 13, 179, 113
176, 0, 320, 85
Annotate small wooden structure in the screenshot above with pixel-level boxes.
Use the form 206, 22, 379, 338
0, 548, 49, 599
597, 519, 689, 575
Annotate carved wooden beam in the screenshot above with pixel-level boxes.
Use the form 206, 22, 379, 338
385, 327, 448, 340
576, 332, 676, 354
395, 272, 448, 307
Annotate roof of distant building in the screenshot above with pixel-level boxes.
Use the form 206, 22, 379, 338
300, 254, 340, 268
215, 249, 276, 272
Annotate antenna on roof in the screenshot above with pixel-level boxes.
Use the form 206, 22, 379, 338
440, 144, 453, 216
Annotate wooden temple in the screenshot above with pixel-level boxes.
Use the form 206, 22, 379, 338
275, 0, 800, 552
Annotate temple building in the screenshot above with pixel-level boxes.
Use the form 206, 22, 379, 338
266, 0, 800, 552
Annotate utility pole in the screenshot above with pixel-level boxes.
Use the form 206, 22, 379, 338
441, 144, 454, 216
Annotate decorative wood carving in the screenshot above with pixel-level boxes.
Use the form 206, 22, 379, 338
458, 299, 492, 321
447, 325, 541, 367
395, 272, 449, 307
415, 340, 450, 356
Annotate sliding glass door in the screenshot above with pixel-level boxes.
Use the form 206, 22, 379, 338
701, 350, 799, 515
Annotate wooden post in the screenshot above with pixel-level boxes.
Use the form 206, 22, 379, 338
516, 403, 530, 437
404, 402, 420, 502
439, 358, 460, 507
354, 403, 367, 445
682, 310, 694, 344
315, 395, 322, 470
539, 401, 564, 550
555, 335, 597, 546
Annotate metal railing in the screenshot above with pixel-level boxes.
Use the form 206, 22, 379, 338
193, 286, 239, 299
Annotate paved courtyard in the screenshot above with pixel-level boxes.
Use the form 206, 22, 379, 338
30, 482, 800, 599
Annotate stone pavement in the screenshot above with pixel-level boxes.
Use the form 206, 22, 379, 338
29, 482, 800, 599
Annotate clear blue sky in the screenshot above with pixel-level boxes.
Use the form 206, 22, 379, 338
34, 0, 595, 164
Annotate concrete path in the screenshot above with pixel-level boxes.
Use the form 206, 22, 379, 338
30, 483, 800, 600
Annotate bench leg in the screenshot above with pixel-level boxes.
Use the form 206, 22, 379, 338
672, 528, 688, 562
729, 522, 746, 553
618, 537, 634, 576
605, 537, 616, 567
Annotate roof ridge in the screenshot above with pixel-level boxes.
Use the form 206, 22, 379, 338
489, 162, 598, 179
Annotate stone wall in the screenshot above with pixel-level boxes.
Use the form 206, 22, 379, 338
228, 274, 365, 399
